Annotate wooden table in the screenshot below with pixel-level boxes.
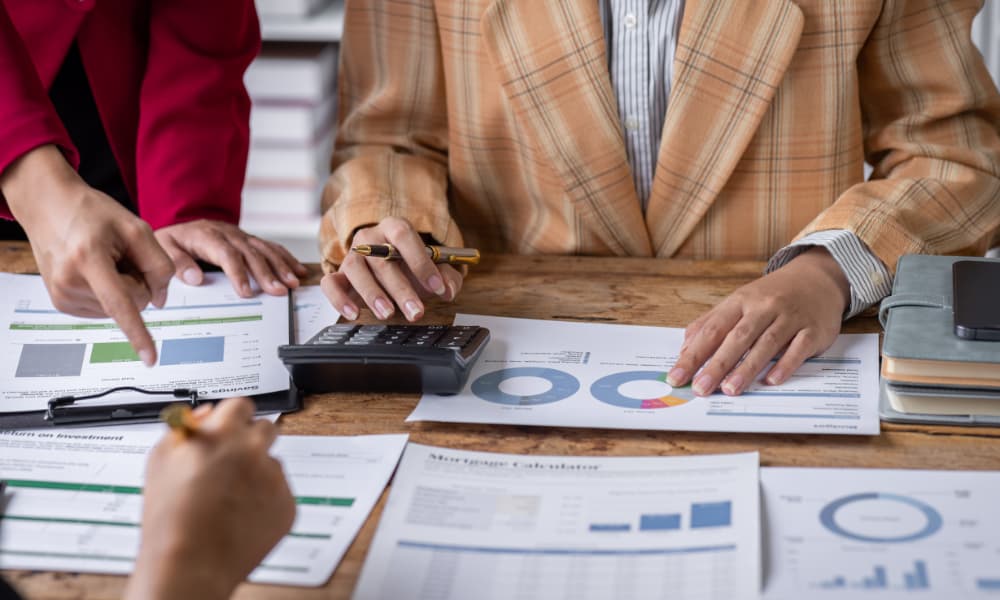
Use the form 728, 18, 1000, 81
4, 240, 1000, 599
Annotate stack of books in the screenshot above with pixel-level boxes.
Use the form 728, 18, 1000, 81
879, 254, 1000, 425
242, 42, 338, 229
256, 0, 333, 19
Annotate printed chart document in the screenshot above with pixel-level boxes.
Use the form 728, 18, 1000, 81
0, 429, 408, 586
293, 284, 340, 342
409, 315, 880, 435
0, 273, 290, 413
353, 445, 760, 600
761, 467, 1000, 599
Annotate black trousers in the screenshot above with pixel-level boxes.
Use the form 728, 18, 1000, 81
0, 43, 131, 240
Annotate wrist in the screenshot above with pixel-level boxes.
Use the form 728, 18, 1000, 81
126, 537, 241, 600
1, 145, 85, 224
795, 247, 851, 312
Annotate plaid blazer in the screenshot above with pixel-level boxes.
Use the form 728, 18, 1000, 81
321, 0, 1000, 272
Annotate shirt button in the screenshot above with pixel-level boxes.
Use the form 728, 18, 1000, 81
624, 117, 640, 131
624, 13, 637, 29
869, 271, 885, 287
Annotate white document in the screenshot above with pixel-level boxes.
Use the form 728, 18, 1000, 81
761, 467, 1000, 599
0, 273, 290, 413
353, 445, 760, 600
293, 284, 340, 342
0, 429, 408, 587
409, 315, 880, 435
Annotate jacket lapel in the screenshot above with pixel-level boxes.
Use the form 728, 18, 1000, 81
645, 0, 804, 256
481, 0, 653, 256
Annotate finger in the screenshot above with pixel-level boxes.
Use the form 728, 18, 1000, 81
380, 217, 448, 297
766, 329, 825, 386
692, 313, 776, 397
321, 272, 361, 321
339, 253, 395, 319
200, 230, 254, 297
438, 265, 464, 302
368, 258, 425, 322
681, 315, 708, 353
120, 220, 174, 308
247, 418, 279, 451
83, 258, 157, 366
157, 232, 204, 286
719, 319, 796, 396
201, 397, 255, 434
251, 237, 307, 285
229, 237, 287, 296
667, 303, 742, 389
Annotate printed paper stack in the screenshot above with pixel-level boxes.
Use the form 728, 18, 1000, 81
242, 42, 338, 228
256, 0, 333, 19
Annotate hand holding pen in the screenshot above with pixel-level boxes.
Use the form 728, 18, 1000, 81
321, 217, 474, 322
126, 398, 295, 600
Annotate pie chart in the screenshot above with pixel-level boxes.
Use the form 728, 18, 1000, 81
590, 370, 694, 409
471, 367, 581, 406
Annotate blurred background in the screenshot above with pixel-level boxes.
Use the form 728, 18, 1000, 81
243, 1, 1000, 263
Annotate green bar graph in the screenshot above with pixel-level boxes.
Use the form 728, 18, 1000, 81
90, 342, 140, 364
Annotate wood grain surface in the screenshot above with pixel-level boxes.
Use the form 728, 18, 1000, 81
3, 241, 998, 599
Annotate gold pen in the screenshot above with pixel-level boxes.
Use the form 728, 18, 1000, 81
160, 404, 201, 438
351, 243, 481, 266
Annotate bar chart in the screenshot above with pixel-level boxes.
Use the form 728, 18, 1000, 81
588, 501, 733, 534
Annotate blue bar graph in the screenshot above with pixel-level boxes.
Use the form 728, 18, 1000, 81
903, 561, 929, 590
861, 566, 888, 589
639, 514, 681, 532
690, 501, 732, 528
589, 523, 630, 532
160, 336, 225, 366
815, 561, 931, 591
818, 576, 847, 589
978, 579, 1000, 590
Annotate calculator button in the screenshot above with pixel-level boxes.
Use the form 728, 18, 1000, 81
359, 325, 387, 333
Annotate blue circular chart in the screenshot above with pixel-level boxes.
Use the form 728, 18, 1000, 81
590, 371, 695, 409
819, 493, 943, 543
471, 367, 580, 406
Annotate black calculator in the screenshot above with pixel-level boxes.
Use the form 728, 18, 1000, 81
278, 324, 490, 394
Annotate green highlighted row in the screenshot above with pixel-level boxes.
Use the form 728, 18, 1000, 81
11, 315, 262, 331
4, 479, 354, 507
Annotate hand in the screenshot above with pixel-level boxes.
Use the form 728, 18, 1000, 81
667, 247, 850, 396
125, 398, 296, 600
322, 216, 463, 321
1, 145, 174, 366
155, 220, 308, 297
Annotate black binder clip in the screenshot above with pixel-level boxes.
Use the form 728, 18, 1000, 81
45, 386, 203, 426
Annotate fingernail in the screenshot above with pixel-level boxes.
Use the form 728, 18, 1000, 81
404, 300, 422, 320
284, 272, 298, 283
766, 369, 783, 386
446, 280, 458, 302
139, 349, 156, 367
269, 279, 282, 290
427, 275, 446, 296
374, 298, 393, 319
667, 367, 687, 387
342, 304, 359, 320
693, 373, 713, 396
182, 268, 200, 285
721, 374, 744, 396
241, 282, 252, 296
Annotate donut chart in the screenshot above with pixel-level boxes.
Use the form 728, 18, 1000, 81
471, 367, 580, 406
590, 371, 694, 410
819, 493, 943, 543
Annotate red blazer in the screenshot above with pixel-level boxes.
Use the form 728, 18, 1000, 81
0, 0, 260, 229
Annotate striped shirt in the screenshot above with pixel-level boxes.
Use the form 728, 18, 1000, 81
599, 0, 891, 317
